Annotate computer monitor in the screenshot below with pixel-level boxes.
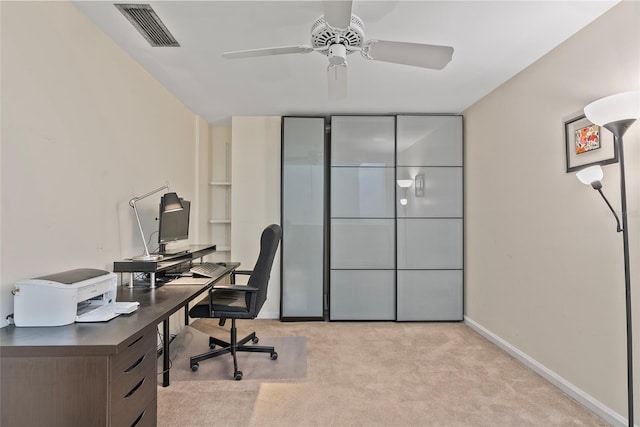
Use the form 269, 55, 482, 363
157, 196, 190, 253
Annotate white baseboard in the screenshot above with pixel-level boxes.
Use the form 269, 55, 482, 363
464, 316, 626, 427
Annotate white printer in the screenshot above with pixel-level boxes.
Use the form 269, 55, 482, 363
13, 268, 138, 327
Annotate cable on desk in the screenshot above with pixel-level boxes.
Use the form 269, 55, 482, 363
145, 230, 159, 253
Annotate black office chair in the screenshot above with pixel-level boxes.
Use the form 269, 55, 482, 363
188, 224, 282, 380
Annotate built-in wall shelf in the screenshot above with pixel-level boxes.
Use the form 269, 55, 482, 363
210, 133, 232, 262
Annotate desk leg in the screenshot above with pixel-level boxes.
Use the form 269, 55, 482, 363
129, 273, 134, 289
163, 318, 170, 387
184, 304, 189, 325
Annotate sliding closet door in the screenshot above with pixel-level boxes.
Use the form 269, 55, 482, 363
396, 115, 463, 321
281, 117, 325, 319
330, 116, 396, 320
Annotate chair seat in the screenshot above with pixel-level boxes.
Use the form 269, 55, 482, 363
189, 293, 249, 318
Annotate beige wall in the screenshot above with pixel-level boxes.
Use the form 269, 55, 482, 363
231, 117, 281, 319
464, 1, 639, 421
0, 2, 200, 321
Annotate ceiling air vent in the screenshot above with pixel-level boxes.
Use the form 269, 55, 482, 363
115, 4, 179, 47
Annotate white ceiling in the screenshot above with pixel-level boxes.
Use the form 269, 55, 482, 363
73, 1, 618, 126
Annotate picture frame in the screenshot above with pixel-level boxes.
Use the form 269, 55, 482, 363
564, 112, 617, 172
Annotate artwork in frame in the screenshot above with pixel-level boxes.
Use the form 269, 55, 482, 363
564, 112, 617, 172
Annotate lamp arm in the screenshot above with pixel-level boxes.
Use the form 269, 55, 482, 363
128, 184, 169, 207
131, 203, 150, 257
128, 183, 170, 257
596, 187, 623, 233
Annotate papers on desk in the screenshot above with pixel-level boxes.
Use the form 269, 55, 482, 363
167, 277, 212, 286
113, 301, 140, 314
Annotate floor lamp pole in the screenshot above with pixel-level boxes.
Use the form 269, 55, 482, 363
613, 128, 634, 427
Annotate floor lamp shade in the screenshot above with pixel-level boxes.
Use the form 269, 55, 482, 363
584, 90, 640, 126
576, 165, 603, 186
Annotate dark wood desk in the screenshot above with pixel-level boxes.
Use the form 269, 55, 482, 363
0, 262, 239, 427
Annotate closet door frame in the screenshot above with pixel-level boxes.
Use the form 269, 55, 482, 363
280, 116, 328, 321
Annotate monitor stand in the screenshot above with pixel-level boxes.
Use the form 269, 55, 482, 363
157, 243, 188, 257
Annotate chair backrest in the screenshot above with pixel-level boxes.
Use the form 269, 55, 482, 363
245, 224, 282, 316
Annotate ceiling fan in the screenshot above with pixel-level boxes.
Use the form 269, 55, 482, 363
221, 1, 454, 100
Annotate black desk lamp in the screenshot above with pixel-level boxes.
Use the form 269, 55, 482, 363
576, 90, 639, 427
129, 185, 183, 261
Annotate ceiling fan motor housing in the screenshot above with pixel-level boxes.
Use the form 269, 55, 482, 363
311, 14, 365, 55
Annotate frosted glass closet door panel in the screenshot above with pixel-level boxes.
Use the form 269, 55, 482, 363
331, 116, 395, 166
282, 117, 325, 318
396, 167, 463, 217
397, 270, 463, 321
331, 219, 395, 269
397, 219, 463, 269
396, 116, 463, 166
330, 270, 395, 320
282, 223, 324, 317
332, 167, 395, 218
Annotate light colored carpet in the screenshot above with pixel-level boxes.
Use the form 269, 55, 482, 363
157, 320, 607, 426
166, 325, 307, 381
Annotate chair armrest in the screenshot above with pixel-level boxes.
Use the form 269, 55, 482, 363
232, 270, 252, 276
212, 284, 258, 292
230, 269, 252, 285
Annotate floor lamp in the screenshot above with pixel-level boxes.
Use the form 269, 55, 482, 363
576, 90, 640, 426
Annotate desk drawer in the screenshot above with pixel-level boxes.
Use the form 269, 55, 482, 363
111, 342, 156, 401
130, 397, 156, 427
111, 328, 156, 380
110, 326, 156, 426
110, 366, 156, 426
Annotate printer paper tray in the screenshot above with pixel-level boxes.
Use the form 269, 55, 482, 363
76, 302, 139, 322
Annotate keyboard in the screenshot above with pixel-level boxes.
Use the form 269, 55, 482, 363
190, 262, 227, 278
76, 302, 140, 322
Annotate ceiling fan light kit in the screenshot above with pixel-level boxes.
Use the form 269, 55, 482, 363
222, 1, 454, 100
328, 44, 347, 65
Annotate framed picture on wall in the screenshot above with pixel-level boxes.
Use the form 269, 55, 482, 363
564, 112, 617, 172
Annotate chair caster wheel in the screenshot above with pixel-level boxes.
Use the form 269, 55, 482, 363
234, 371, 243, 381
270, 352, 278, 360
191, 363, 199, 372
252, 337, 259, 344
209, 343, 216, 350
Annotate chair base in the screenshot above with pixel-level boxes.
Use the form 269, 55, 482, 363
189, 319, 277, 380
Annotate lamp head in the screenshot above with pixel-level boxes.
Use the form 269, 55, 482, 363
576, 165, 604, 190
162, 192, 183, 213
397, 179, 413, 188
584, 90, 640, 138
400, 198, 408, 205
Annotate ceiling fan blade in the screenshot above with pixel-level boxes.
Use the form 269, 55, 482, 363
323, 0, 353, 31
362, 40, 454, 70
327, 63, 348, 101
222, 45, 314, 59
